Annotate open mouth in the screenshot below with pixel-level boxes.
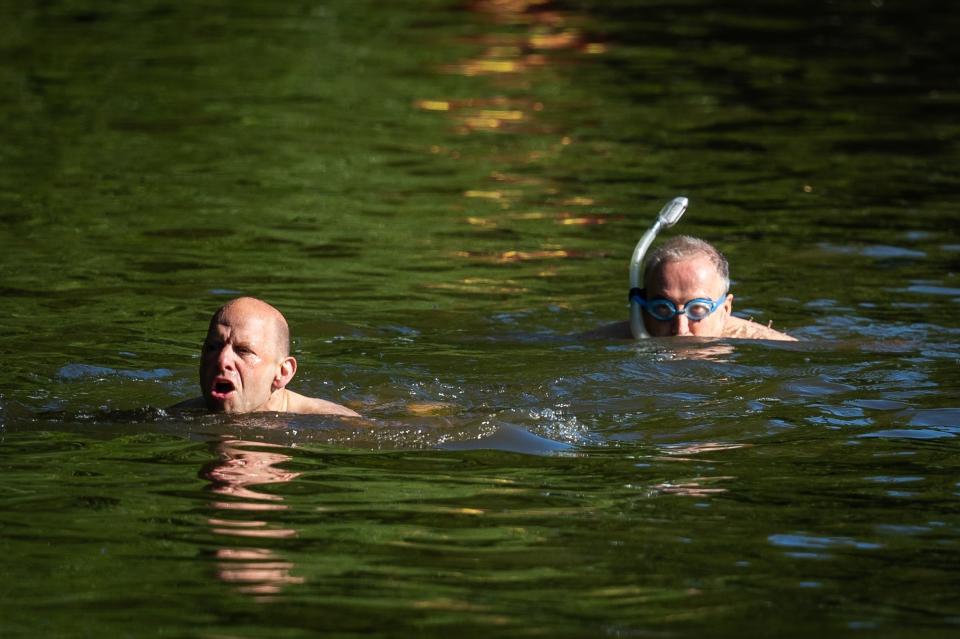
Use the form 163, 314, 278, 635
210, 378, 237, 400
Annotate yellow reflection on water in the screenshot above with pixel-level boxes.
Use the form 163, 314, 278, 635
415, 99, 451, 111
416, 0, 610, 282
417, 97, 540, 133
467, 108, 526, 126
557, 215, 607, 226
466, 216, 498, 227
465, 189, 508, 199
424, 278, 528, 295
446, 59, 529, 76
454, 249, 568, 263
560, 196, 595, 206
465, 210, 614, 229
455, 248, 609, 263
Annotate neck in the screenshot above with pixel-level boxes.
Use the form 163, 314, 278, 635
263, 388, 289, 413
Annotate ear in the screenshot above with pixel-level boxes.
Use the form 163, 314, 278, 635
272, 356, 297, 390
722, 293, 734, 320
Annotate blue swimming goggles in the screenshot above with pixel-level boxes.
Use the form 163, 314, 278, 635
629, 288, 726, 322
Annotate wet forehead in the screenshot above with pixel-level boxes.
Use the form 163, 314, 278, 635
206, 307, 276, 347
647, 256, 726, 301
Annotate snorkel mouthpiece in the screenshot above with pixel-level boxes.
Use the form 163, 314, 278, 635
629, 196, 688, 339
658, 196, 687, 227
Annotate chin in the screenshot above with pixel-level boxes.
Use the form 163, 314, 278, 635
219, 403, 246, 414
699, 321, 726, 338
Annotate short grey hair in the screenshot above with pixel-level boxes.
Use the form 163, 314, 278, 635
643, 235, 730, 293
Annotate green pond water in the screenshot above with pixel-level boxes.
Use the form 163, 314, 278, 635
2, 0, 960, 636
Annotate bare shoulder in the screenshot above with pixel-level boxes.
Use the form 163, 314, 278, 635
286, 391, 361, 417
723, 316, 798, 342
168, 396, 206, 411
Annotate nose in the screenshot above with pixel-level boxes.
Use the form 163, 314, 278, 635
672, 313, 692, 336
217, 345, 237, 371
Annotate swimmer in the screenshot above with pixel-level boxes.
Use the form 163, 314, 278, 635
595, 235, 797, 341
171, 297, 360, 416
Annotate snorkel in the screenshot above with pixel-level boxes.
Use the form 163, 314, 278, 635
629, 196, 688, 339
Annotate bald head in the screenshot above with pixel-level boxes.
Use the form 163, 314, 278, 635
197, 297, 296, 413
181, 296, 361, 415
210, 297, 290, 359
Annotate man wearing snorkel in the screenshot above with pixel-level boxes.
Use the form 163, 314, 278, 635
172, 297, 360, 415
593, 234, 796, 341
633, 235, 796, 340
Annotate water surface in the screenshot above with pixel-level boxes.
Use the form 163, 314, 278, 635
2, 0, 959, 636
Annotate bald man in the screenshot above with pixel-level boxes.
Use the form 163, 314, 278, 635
172, 297, 360, 416
596, 236, 796, 341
